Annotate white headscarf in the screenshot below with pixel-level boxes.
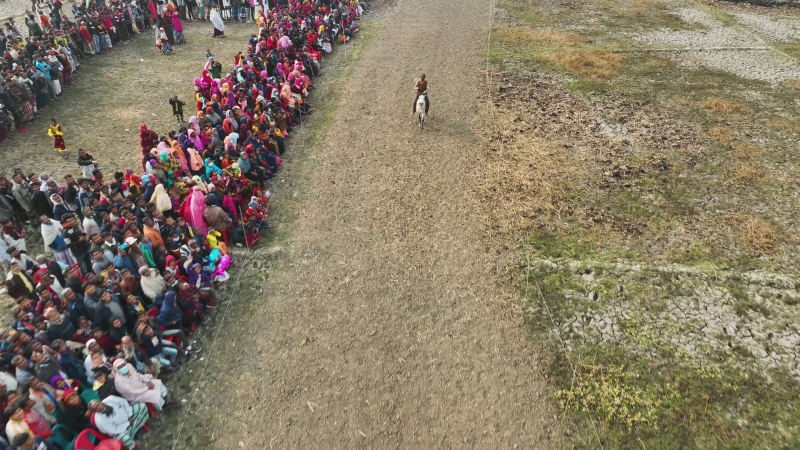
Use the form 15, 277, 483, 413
139, 267, 164, 301
40, 218, 63, 249
149, 184, 172, 213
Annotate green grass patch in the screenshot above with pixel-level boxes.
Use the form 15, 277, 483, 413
692, 1, 739, 28
497, 0, 551, 26
567, 79, 610, 95
529, 228, 645, 262
495, 0, 800, 447
552, 342, 800, 449
775, 43, 800, 60
596, 0, 703, 32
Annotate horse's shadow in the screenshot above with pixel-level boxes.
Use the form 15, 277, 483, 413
406, 111, 472, 139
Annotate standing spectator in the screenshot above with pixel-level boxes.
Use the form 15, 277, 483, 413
77, 149, 98, 179
11, 174, 35, 222
61, 214, 90, 275
171, 4, 185, 43
78, 21, 95, 56
169, 95, 185, 123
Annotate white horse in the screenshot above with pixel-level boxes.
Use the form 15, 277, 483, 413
415, 94, 427, 129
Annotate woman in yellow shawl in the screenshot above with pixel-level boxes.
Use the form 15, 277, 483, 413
170, 141, 190, 174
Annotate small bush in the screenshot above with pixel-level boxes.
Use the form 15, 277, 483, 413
555, 362, 672, 431
733, 141, 763, 158
769, 118, 799, 134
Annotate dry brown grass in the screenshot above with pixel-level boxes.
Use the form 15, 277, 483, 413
671, 96, 692, 107
785, 79, 800, 90
707, 126, 734, 144
730, 163, 767, 184
768, 118, 799, 134
730, 214, 780, 253
645, 57, 671, 68
630, 0, 653, 13
495, 25, 583, 46
546, 50, 626, 79
733, 141, 764, 159
701, 97, 750, 115
477, 111, 590, 235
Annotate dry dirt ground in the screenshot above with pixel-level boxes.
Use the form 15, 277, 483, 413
155, 0, 564, 448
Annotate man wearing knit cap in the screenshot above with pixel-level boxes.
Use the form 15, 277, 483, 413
82, 338, 106, 384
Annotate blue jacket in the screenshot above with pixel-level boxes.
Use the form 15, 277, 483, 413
113, 253, 138, 275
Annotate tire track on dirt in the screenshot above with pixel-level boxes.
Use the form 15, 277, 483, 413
192, 0, 563, 447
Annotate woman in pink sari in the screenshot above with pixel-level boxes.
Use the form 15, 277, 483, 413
187, 128, 204, 152
183, 186, 208, 235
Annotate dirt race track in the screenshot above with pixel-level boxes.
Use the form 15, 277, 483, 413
173, 0, 563, 448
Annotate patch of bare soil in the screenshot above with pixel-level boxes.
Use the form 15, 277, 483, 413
159, 1, 563, 448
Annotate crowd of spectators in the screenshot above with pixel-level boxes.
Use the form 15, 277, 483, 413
0, 0, 367, 447
0, 0, 160, 140
0, 0, 277, 140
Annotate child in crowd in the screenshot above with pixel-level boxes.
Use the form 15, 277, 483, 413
156, 27, 173, 54
46, 119, 68, 159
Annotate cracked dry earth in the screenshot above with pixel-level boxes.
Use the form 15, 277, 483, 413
488, 69, 800, 383
170, 0, 562, 448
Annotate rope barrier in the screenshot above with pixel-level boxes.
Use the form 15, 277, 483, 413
484, 0, 604, 446
169, 10, 352, 448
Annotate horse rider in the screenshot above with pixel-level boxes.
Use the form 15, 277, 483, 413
413, 73, 430, 114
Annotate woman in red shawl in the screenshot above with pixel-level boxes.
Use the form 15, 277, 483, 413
79, 22, 94, 54
139, 124, 159, 170
147, 0, 158, 23
53, 49, 72, 85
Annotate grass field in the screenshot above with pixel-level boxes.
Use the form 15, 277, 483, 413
1, 21, 254, 177
483, 0, 800, 447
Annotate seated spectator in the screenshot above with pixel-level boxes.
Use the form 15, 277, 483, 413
88, 396, 149, 449
112, 359, 168, 411
92, 366, 116, 400
137, 323, 188, 371
27, 379, 57, 425
21, 396, 51, 438
59, 389, 88, 433
4, 400, 32, 442
9, 431, 56, 450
